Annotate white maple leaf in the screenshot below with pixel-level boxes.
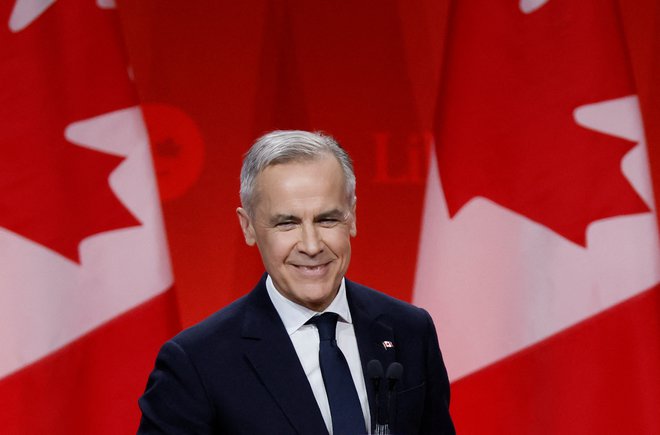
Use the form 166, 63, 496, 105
9, 0, 55, 32
0, 107, 172, 378
413, 96, 660, 381
519, 0, 551, 14
9, 0, 116, 32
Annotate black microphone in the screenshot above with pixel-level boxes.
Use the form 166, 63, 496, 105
367, 359, 384, 430
385, 362, 403, 391
384, 362, 403, 432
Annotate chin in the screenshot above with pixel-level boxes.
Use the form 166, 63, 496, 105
300, 287, 337, 309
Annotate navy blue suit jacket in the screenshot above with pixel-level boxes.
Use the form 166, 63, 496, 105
138, 276, 455, 434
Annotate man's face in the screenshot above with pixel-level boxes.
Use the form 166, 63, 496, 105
237, 154, 356, 312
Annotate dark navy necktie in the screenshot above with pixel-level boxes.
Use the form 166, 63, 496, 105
308, 313, 367, 435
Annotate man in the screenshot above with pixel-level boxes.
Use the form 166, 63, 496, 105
138, 130, 455, 434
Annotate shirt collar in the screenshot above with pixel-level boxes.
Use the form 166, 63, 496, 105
266, 274, 352, 336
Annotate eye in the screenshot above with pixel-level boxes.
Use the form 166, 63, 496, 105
318, 218, 340, 228
275, 221, 297, 230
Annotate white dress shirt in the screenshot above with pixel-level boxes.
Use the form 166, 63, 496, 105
266, 275, 371, 435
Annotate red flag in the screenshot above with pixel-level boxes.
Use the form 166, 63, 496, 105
0, 1, 178, 433
414, 0, 660, 433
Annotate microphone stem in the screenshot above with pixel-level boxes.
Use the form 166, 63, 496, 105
374, 423, 390, 435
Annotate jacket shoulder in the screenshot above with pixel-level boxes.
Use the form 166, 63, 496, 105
170, 290, 251, 352
346, 279, 433, 326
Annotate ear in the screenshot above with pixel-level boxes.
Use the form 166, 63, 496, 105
349, 198, 357, 237
236, 207, 256, 246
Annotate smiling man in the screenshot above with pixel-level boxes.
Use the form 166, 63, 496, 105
138, 130, 455, 435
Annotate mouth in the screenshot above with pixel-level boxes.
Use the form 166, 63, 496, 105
291, 261, 331, 275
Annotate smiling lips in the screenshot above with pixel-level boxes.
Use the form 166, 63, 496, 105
291, 261, 332, 275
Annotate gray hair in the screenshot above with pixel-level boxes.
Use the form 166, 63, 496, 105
240, 130, 356, 215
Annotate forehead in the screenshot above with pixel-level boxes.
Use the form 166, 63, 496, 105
253, 155, 348, 212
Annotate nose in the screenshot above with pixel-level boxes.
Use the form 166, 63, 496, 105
298, 222, 323, 256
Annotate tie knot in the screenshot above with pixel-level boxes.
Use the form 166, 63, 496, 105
307, 312, 339, 341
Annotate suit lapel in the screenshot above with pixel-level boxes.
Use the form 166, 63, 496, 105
241, 280, 328, 435
347, 281, 397, 429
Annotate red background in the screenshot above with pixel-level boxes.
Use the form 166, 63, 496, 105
117, 0, 660, 328
113, 1, 660, 432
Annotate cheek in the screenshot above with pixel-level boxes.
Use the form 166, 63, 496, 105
261, 232, 298, 260
321, 229, 352, 254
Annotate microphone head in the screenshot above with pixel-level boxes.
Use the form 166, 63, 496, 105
386, 362, 403, 381
367, 359, 384, 379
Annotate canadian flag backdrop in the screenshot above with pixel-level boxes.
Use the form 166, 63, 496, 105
2, 0, 658, 433
416, 0, 660, 433
0, 0, 178, 433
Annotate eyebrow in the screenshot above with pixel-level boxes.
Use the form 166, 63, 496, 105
315, 209, 348, 221
268, 209, 348, 225
269, 214, 300, 225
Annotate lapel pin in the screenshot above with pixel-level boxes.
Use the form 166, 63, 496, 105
382, 340, 394, 349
